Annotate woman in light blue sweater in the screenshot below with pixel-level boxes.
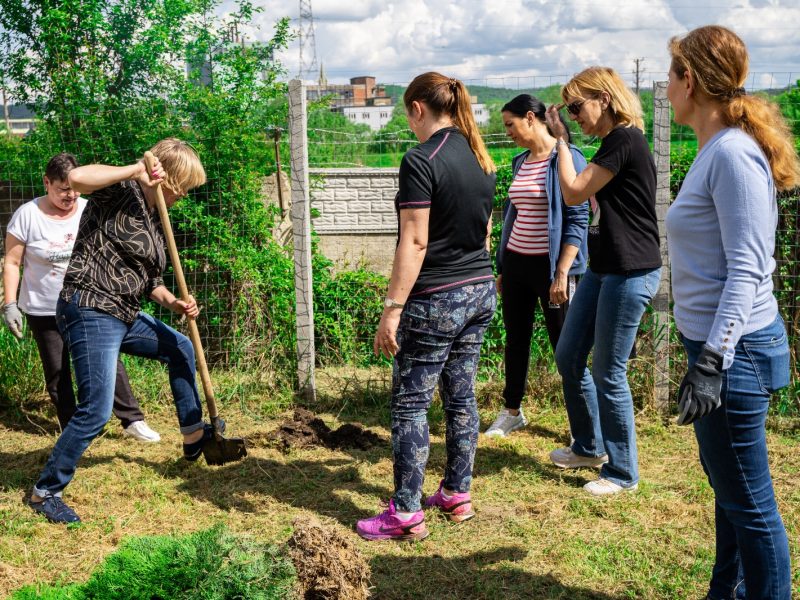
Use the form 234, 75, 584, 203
666, 25, 800, 600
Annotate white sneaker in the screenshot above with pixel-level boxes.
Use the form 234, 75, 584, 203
484, 409, 528, 438
123, 420, 161, 443
549, 446, 608, 469
583, 478, 638, 496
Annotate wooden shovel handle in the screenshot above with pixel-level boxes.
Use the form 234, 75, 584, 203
143, 151, 218, 419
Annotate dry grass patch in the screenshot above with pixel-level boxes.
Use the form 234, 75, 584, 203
1, 367, 799, 599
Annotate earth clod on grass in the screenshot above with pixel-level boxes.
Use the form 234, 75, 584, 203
263, 408, 381, 452
287, 517, 371, 600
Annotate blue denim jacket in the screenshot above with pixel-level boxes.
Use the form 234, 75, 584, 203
496, 145, 590, 280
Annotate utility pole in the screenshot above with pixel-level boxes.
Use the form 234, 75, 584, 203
1, 87, 10, 135
633, 58, 645, 96
298, 0, 318, 78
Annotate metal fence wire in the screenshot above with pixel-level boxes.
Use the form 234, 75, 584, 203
1, 75, 799, 411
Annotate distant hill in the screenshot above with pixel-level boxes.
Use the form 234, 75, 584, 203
382, 84, 564, 106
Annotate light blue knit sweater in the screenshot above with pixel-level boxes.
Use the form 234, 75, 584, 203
666, 127, 779, 370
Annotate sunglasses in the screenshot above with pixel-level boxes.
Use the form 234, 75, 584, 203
564, 100, 585, 116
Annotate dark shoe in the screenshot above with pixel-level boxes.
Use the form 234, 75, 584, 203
184, 423, 214, 461
28, 495, 81, 524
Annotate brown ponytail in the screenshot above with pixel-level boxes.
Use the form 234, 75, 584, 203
404, 72, 496, 174
670, 26, 800, 191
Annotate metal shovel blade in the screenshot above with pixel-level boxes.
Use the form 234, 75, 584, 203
202, 434, 247, 465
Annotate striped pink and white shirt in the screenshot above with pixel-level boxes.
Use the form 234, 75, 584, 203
507, 157, 549, 256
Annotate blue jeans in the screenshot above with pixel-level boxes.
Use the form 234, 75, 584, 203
683, 315, 791, 600
391, 281, 496, 513
554, 267, 661, 487
33, 294, 204, 497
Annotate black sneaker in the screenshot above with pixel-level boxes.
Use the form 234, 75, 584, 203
28, 495, 81, 524
183, 423, 214, 461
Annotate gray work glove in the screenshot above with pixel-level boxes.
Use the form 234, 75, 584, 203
3, 302, 24, 339
676, 345, 724, 426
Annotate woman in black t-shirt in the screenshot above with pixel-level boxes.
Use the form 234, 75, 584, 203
357, 73, 497, 542
543, 67, 662, 496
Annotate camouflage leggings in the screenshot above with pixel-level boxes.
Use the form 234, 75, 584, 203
391, 281, 496, 512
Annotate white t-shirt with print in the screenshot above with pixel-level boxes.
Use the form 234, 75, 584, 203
6, 196, 87, 315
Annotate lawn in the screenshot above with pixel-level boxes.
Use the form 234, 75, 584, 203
1, 366, 798, 599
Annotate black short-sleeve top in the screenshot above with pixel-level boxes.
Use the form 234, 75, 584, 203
396, 126, 496, 295
589, 126, 661, 273
60, 180, 166, 323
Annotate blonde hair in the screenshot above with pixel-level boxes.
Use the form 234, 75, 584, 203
149, 138, 207, 196
404, 72, 496, 174
561, 66, 644, 131
670, 25, 800, 191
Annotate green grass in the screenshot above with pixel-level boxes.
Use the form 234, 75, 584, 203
10, 525, 296, 599
2, 367, 798, 599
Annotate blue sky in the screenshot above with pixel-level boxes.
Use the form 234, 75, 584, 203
231, 0, 800, 89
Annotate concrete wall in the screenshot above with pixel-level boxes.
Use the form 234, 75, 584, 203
309, 168, 399, 276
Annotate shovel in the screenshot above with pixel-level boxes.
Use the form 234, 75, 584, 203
144, 151, 247, 465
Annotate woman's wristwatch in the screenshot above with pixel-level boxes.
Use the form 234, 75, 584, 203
555, 138, 569, 148
383, 297, 405, 309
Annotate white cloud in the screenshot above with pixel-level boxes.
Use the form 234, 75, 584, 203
232, 0, 800, 88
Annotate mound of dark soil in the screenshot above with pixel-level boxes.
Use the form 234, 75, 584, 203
265, 408, 381, 452
286, 518, 371, 600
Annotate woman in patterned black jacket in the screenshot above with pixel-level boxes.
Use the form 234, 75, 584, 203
28, 139, 214, 524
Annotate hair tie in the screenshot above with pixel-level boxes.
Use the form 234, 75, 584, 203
730, 87, 746, 98
448, 78, 458, 89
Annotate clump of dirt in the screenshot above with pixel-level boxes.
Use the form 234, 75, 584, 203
286, 517, 371, 600
265, 408, 381, 452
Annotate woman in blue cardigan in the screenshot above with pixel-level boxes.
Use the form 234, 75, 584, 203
486, 94, 589, 438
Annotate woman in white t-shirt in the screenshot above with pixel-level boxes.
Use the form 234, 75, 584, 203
3, 153, 160, 442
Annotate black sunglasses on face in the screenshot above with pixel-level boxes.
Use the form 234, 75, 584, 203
565, 100, 585, 116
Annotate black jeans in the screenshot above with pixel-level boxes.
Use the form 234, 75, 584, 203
501, 252, 570, 410
26, 314, 144, 429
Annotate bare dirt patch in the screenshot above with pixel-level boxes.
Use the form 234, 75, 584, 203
287, 517, 371, 600
259, 408, 381, 452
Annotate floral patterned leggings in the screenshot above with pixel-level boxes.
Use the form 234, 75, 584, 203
391, 281, 496, 512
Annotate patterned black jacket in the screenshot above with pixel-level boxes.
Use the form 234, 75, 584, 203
61, 180, 166, 324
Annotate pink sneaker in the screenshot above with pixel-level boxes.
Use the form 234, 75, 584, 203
424, 481, 475, 523
355, 499, 429, 541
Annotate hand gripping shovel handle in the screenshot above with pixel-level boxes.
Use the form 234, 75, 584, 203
143, 152, 219, 422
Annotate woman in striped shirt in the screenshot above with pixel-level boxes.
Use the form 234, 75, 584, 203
486, 94, 590, 438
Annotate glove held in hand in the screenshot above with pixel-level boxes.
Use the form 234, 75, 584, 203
676, 345, 724, 426
3, 302, 24, 340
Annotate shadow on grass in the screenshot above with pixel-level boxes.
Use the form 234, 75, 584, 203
369, 546, 624, 600
132, 453, 391, 525
0, 447, 121, 497
0, 404, 63, 437
126, 431, 592, 529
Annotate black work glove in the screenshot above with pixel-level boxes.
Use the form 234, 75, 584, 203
676, 345, 724, 426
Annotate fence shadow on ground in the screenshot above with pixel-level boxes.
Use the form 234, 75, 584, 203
369, 547, 625, 600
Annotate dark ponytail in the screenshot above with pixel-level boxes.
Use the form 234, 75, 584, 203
502, 94, 571, 143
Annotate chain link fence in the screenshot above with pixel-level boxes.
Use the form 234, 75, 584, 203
2, 73, 799, 412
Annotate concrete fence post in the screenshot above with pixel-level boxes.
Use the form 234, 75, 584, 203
288, 79, 316, 402
652, 80, 672, 413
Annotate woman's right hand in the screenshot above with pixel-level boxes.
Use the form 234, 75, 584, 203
3, 302, 24, 339
496, 274, 503, 295
545, 105, 568, 142
139, 155, 166, 187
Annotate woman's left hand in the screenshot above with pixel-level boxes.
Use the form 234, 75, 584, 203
549, 273, 568, 306
374, 308, 402, 359
173, 295, 200, 319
